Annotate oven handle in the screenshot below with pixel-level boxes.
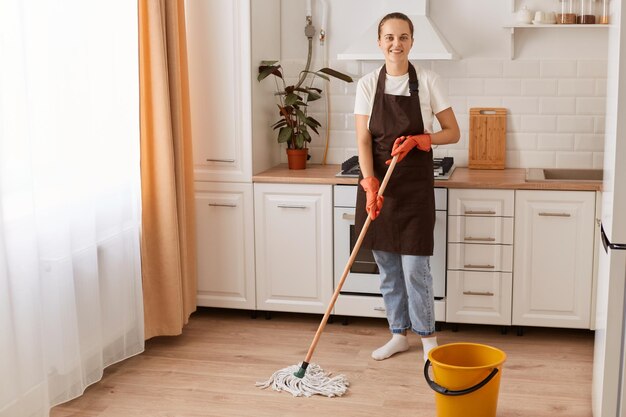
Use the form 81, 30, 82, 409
342, 213, 356, 221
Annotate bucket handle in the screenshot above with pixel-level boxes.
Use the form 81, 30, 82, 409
423, 359, 499, 397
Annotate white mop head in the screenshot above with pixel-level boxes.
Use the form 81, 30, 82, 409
256, 363, 349, 397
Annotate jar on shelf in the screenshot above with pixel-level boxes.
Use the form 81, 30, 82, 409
578, 0, 596, 24
598, 0, 609, 24
557, 0, 577, 24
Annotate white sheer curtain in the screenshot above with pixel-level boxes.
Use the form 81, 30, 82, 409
0, 1, 144, 416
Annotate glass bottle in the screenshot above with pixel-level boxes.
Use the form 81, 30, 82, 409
558, 0, 577, 24
598, 0, 609, 24
578, 0, 596, 24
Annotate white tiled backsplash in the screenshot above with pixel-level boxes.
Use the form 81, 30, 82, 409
292, 58, 607, 170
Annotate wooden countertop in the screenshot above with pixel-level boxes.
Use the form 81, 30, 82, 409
253, 164, 602, 191
252, 163, 357, 185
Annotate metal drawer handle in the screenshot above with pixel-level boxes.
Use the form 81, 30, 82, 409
464, 264, 495, 269
206, 158, 235, 163
538, 212, 571, 217
209, 203, 237, 208
342, 213, 356, 221
373, 307, 386, 312
464, 210, 496, 215
464, 237, 496, 242
278, 204, 307, 209
463, 291, 495, 296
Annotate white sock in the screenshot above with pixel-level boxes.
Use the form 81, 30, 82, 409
371, 334, 409, 361
422, 336, 438, 362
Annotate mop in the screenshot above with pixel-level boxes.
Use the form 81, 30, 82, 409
256, 155, 399, 398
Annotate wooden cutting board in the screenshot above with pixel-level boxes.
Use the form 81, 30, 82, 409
469, 108, 507, 169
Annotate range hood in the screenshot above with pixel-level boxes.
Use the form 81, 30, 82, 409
337, 0, 457, 61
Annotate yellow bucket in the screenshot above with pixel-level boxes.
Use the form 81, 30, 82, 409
424, 343, 506, 417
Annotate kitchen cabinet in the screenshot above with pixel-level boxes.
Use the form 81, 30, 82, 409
254, 183, 333, 314
195, 182, 256, 309
186, 0, 252, 183
513, 190, 596, 328
446, 189, 515, 325
186, 0, 261, 310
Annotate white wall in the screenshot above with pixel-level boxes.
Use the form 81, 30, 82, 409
251, 0, 282, 173
257, 0, 608, 169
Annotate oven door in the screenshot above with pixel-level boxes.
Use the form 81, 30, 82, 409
333, 207, 382, 294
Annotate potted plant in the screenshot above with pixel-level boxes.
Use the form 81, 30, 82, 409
258, 60, 353, 169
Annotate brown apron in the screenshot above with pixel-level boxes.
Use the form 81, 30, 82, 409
355, 63, 435, 256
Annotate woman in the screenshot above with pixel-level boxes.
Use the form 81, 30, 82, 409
354, 12, 460, 362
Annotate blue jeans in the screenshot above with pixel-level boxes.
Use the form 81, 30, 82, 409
372, 250, 435, 336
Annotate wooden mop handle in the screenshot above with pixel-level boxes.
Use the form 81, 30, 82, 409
302, 155, 399, 365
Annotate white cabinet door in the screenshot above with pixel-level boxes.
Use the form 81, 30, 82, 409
254, 183, 333, 313
185, 0, 252, 182
513, 190, 596, 328
195, 182, 255, 309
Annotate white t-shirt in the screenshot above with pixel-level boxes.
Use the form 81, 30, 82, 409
353, 64, 450, 133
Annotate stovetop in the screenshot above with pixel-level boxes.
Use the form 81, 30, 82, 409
335, 156, 455, 180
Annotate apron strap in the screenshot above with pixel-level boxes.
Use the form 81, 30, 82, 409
408, 63, 419, 96
376, 64, 387, 96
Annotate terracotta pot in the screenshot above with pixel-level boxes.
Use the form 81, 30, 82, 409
286, 148, 308, 170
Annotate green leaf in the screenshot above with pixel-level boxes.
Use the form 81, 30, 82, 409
304, 122, 319, 135
260, 60, 279, 66
307, 91, 321, 101
295, 108, 307, 121
306, 116, 321, 127
258, 65, 282, 81
295, 133, 305, 149
284, 93, 301, 106
302, 130, 311, 142
318, 68, 354, 83
305, 71, 330, 82
278, 126, 293, 143
271, 119, 288, 130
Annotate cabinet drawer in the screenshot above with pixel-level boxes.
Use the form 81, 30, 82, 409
448, 216, 514, 244
449, 189, 514, 217
448, 243, 513, 272
334, 185, 357, 207
335, 295, 446, 322
446, 270, 512, 325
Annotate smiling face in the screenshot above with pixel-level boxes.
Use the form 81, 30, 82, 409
377, 17, 414, 66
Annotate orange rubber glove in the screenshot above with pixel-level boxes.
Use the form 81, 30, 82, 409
360, 176, 384, 220
385, 134, 431, 165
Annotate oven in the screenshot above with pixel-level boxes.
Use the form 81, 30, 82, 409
333, 185, 447, 320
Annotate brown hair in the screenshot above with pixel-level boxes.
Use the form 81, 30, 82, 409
377, 12, 414, 40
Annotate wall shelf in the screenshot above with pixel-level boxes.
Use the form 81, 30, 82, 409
503, 23, 609, 59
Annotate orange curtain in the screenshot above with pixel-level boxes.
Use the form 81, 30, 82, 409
138, 0, 197, 339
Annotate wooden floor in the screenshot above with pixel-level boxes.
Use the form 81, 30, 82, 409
52, 308, 594, 417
